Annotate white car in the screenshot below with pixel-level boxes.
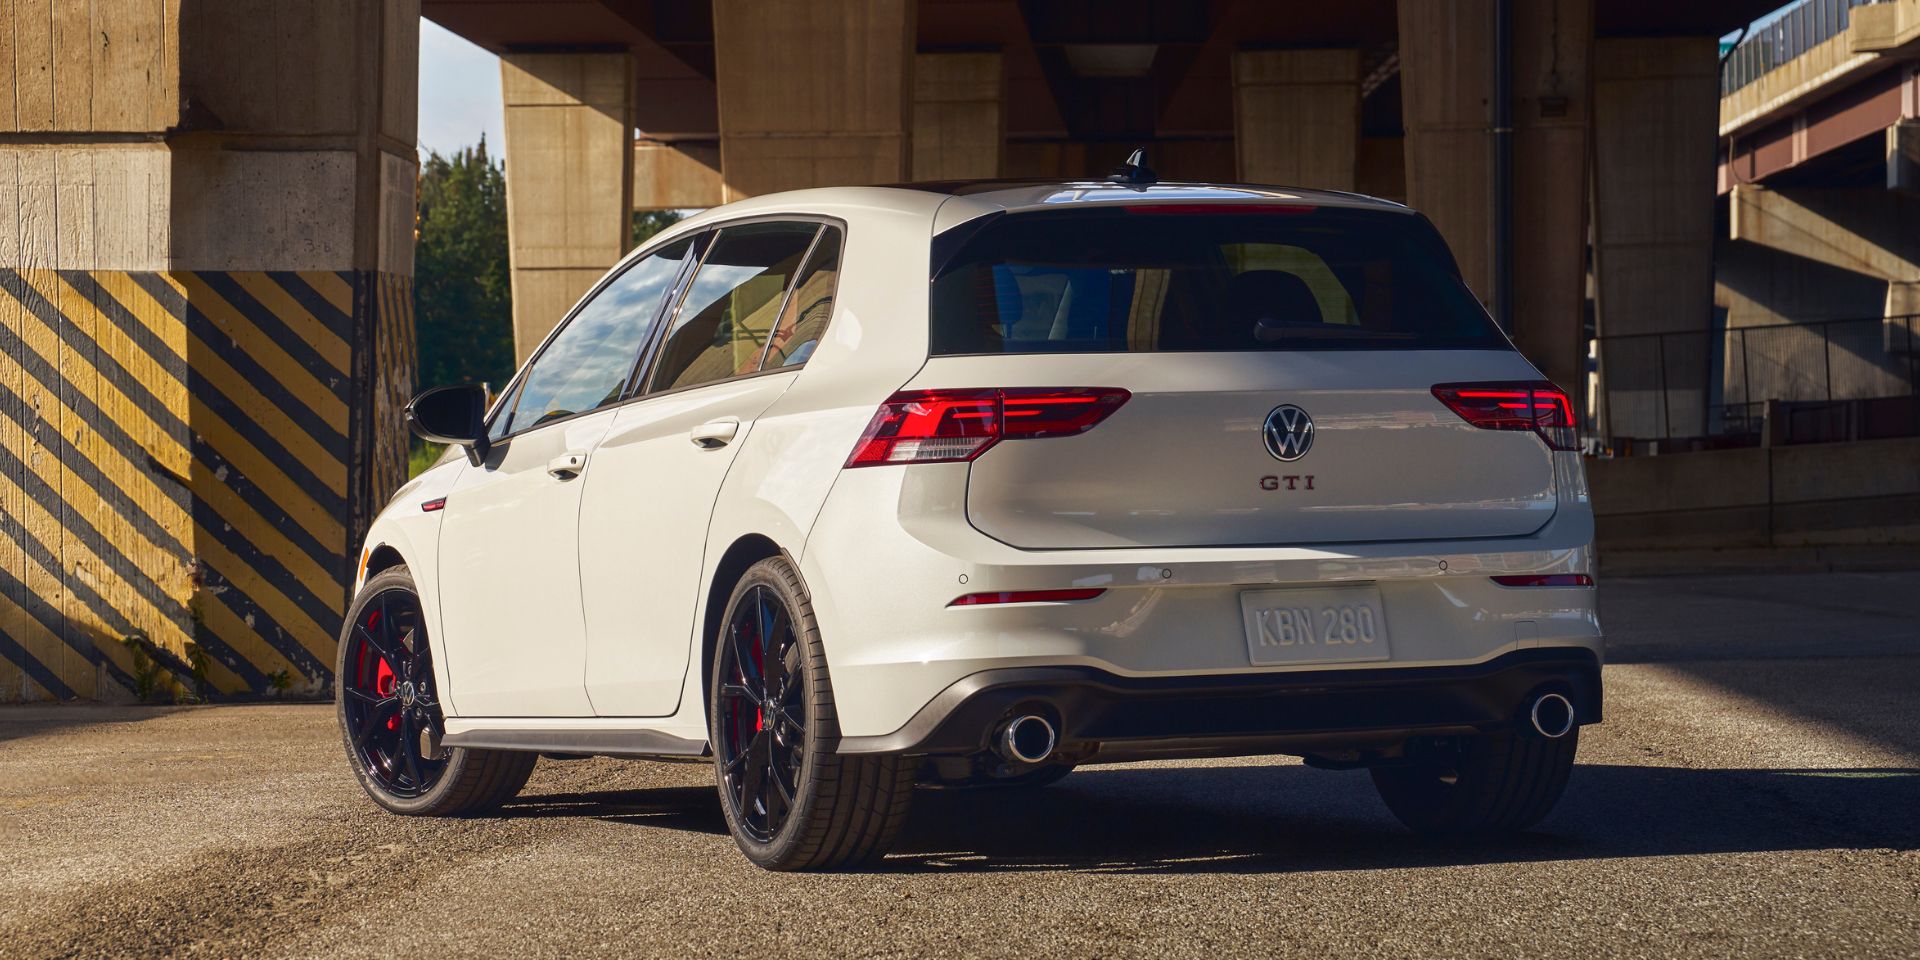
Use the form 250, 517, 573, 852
340, 167, 1602, 871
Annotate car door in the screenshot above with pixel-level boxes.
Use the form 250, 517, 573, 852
436, 236, 697, 717
580, 220, 841, 716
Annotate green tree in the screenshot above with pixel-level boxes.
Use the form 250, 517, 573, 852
414, 138, 515, 391
633, 209, 685, 248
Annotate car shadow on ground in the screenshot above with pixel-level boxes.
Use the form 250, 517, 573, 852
499, 761, 1920, 875
500, 785, 731, 835
884, 762, 1920, 874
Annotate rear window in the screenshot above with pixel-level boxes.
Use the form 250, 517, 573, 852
928, 206, 1508, 355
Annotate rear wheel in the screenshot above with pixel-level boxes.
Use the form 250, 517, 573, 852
337, 566, 535, 816
710, 556, 914, 870
1370, 729, 1578, 834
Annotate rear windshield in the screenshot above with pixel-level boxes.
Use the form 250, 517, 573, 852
929, 205, 1508, 355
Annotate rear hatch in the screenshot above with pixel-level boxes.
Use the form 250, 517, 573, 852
910, 202, 1565, 549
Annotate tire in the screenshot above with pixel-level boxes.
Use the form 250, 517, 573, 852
336, 566, 536, 817
1370, 729, 1578, 835
709, 556, 915, 870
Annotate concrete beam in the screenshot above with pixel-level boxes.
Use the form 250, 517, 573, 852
1231, 49, 1359, 190
1398, 0, 1494, 301
501, 52, 635, 362
634, 140, 723, 210
912, 52, 1003, 181
712, 0, 914, 200
1729, 184, 1920, 281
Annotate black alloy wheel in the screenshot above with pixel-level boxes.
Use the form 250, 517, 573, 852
715, 583, 806, 843
341, 585, 448, 799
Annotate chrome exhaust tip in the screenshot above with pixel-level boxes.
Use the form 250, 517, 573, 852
998, 714, 1057, 765
1528, 692, 1576, 739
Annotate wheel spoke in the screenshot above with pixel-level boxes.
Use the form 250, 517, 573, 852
739, 730, 771, 813
351, 699, 399, 749
720, 682, 762, 706
765, 756, 792, 821
729, 617, 761, 687
399, 712, 425, 786
343, 686, 391, 706
356, 623, 404, 668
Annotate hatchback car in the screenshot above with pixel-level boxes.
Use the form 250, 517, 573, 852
341, 170, 1601, 870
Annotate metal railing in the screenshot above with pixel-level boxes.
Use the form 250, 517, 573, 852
1592, 315, 1920, 453
1720, 0, 1887, 97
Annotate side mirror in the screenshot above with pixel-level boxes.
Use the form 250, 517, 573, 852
406, 385, 489, 461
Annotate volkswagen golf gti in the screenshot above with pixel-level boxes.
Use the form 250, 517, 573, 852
341, 169, 1601, 871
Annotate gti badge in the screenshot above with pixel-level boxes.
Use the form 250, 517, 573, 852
1263, 404, 1314, 462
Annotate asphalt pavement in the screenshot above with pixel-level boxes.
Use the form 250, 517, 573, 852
2, 571, 1916, 959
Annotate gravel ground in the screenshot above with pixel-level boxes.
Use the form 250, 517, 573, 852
2, 571, 1916, 959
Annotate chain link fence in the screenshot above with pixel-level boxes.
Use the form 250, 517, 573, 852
1593, 316, 1920, 453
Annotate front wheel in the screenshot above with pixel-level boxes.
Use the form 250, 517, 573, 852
337, 566, 535, 816
1370, 729, 1578, 835
710, 556, 914, 870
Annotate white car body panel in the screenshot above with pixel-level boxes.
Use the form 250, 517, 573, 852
436, 410, 616, 716
351, 181, 1601, 759
579, 371, 796, 716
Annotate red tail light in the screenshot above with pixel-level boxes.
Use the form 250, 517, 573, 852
1491, 574, 1595, 588
949, 588, 1107, 606
1431, 381, 1578, 451
846, 388, 1130, 467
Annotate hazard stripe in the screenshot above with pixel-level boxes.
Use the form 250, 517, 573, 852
0, 267, 411, 701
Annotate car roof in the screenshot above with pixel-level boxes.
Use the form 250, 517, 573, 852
885, 178, 1409, 214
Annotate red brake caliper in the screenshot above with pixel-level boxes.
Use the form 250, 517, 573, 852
368, 610, 399, 731
751, 630, 764, 733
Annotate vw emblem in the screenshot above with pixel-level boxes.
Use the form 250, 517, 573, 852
1263, 405, 1314, 461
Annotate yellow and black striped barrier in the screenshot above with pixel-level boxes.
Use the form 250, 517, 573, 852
0, 268, 412, 702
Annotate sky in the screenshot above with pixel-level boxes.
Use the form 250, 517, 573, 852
418, 19, 504, 158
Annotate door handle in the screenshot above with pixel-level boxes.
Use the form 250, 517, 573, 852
546, 451, 587, 480
689, 418, 740, 449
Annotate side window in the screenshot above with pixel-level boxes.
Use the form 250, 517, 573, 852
496, 238, 693, 436
647, 222, 819, 393
762, 226, 843, 369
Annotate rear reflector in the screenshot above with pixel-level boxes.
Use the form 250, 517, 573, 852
949, 588, 1107, 607
847, 388, 1130, 467
1490, 574, 1594, 588
1431, 381, 1579, 451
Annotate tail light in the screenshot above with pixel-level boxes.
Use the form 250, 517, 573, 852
1431, 381, 1578, 451
846, 388, 1130, 467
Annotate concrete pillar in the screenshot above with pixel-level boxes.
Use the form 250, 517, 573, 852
1592, 38, 1721, 440
1399, 0, 1592, 396
1398, 1, 1494, 299
712, 0, 915, 199
501, 53, 635, 363
912, 52, 1004, 181
0, 0, 418, 702
1509, 0, 1594, 398
1232, 50, 1360, 190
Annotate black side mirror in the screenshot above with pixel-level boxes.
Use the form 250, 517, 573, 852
406, 384, 490, 462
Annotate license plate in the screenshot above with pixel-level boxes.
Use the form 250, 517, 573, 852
1240, 586, 1391, 666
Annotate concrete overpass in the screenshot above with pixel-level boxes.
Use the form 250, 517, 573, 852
0, 0, 1771, 702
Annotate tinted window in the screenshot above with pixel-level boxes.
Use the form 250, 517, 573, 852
929, 207, 1506, 354
497, 238, 691, 435
648, 222, 819, 392
763, 227, 843, 369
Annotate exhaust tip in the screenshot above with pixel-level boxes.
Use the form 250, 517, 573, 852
1529, 692, 1576, 739
999, 714, 1057, 765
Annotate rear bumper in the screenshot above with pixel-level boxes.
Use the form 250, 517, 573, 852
836, 648, 1601, 758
